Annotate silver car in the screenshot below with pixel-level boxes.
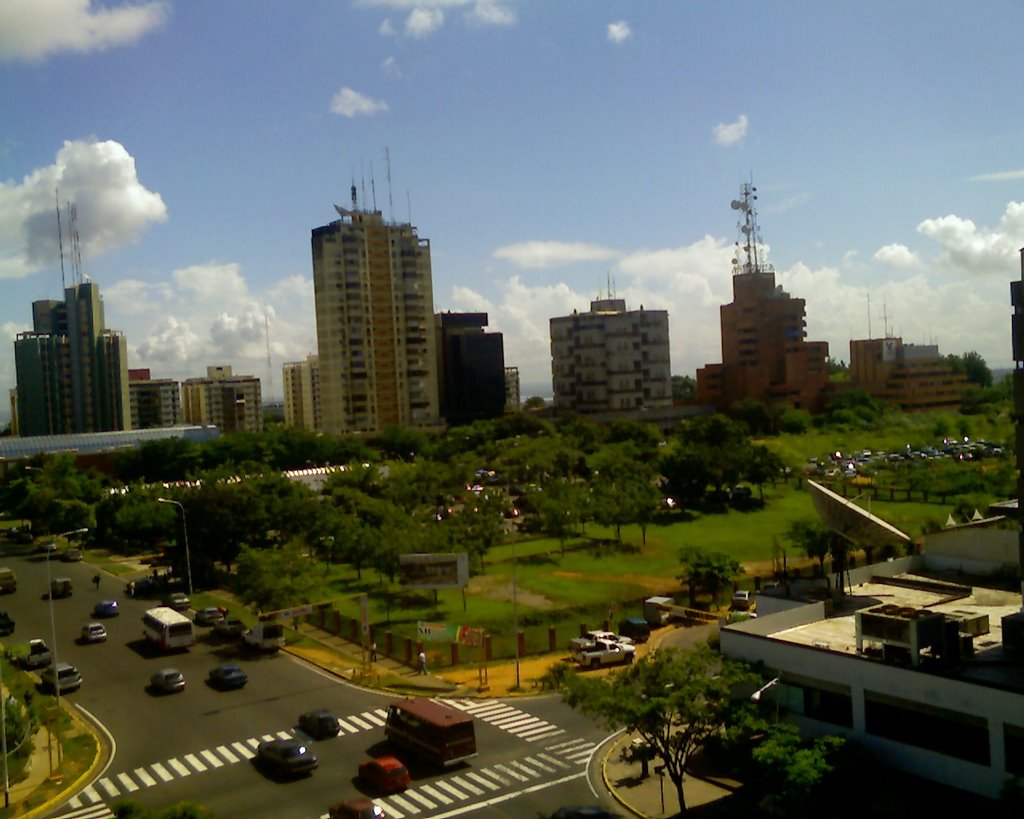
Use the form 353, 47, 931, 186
40, 662, 82, 693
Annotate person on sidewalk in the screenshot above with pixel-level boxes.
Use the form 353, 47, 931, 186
371, 641, 378, 663
418, 650, 427, 674
92, 573, 100, 590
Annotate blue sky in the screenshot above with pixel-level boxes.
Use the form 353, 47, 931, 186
2, 1, 1023, 417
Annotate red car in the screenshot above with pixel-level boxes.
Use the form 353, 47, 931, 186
328, 798, 387, 819
358, 755, 410, 794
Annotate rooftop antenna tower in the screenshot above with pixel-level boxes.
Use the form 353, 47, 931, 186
351, 182, 358, 211
606, 270, 612, 298
406, 189, 412, 225
370, 161, 377, 212
55, 189, 66, 291
384, 146, 395, 224
729, 179, 772, 276
360, 162, 366, 212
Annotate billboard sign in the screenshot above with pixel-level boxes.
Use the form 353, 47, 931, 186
398, 553, 469, 590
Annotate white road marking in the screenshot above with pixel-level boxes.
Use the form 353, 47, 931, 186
428, 770, 588, 818
419, 783, 453, 804
116, 772, 138, 792
134, 767, 157, 787
151, 762, 174, 782
200, 749, 224, 768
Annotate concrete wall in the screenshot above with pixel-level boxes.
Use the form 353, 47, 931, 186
925, 527, 1019, 571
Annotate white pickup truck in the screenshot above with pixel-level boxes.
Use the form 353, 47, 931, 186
569, 636, 636, 668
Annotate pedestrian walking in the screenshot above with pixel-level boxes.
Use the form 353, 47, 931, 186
92, 573, 100, 590
418, 650, 427, 674
371, 641, 378, 662
127, 579, 136, 598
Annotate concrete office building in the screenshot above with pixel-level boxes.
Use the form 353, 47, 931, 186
128, 369, 182, 429
181, 365, 262, 433
697, 183, 829, 412
14, 282, 130, 437
550, 297, 671, 415
282, 354, 321, 431
435, 312, 506, 426
311, 195, 439, 435
847, 336, 969, 411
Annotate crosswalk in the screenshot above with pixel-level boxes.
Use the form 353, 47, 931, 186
312, 738, 596, 819
52, 701, 587, 819
440, 698, 566, 742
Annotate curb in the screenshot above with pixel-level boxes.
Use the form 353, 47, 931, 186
22, 702, 108, 819
601, 732, 647, 818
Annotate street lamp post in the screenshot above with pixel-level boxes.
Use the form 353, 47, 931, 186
45, 527, 88, 771
512, 536, 520, 690
157, 499, 193, 598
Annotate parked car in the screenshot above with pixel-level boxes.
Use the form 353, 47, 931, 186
194, 606, 225, 626
17, 638, 52, 669
80, 622, 107, 643
150, 668, 185, 694
93, 600, 119, 618
60, 548, 82, 562
328, 799, 387, 819
208, 663, 247, 690
40, 662, 82, 693
359, 755, 410, 794
163, 592, 190, 612
731, 590, 755, 612
255, 738, 318, 777
298, 709, 340, 740
212, 618, 246, 639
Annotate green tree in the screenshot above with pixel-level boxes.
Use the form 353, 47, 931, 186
522, 395, 547, 411
751, 722, 845, 816
786, 519, 833, 581
546, 646, 756, 814
234, 543, 319, 612
677, 546, 743, 606
671, 374, 696, 402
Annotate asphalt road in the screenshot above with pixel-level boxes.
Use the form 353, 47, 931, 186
0, 552, 615, 818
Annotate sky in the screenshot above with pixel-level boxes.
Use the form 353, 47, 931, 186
2, 1, 1023, 420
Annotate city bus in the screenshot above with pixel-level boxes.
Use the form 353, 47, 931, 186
142, 606, 196, 651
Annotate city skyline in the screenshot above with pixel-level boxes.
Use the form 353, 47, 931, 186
1, 1, 1022, 423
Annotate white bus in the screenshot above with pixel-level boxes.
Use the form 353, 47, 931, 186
142, 606, 196, 651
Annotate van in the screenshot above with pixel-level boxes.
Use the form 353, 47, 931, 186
49, 577, 72, 599
0, 568, 16, 593
384, 697, 477, 767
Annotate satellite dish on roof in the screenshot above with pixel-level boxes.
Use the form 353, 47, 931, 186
731, 200, 742, 210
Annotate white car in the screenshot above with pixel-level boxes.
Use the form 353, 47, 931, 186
80, 622, 107, 643
40, 662, 82, 693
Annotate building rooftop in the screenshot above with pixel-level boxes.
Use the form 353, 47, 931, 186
758, 570, 1024, 692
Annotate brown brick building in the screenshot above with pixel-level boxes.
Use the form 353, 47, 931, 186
847, 337, 968, 411
696, 184, 830, 412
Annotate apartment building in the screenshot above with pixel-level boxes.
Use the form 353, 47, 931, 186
282, 354, 321, 431
311, 196, 439, 435
128, 369, 182, 429
550, 298, 671, 414
181, 365, 262, 433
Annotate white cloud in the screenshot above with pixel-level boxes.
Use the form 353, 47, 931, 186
917, 201, 1024, 276
467, 1, 515, 25
492, 241, 619, 269
114, 264, 318, 391
0, 0, 168, 62
712, 114, 749, 146
330, 87, 389, 118
873, 243, 921, 269
381, 56, 400, 76
406, 8, 444, 38
968, 169, 1024, 182
0, 139, 167, 279
378, 18, 396, 36
607, 21, 631, 43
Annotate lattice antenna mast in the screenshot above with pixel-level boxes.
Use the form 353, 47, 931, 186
55, 189, 66, 291
68, 203, 83, 285
385, 146, 395, 224
730, 181, 771, 275
264, 311, 273, 397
